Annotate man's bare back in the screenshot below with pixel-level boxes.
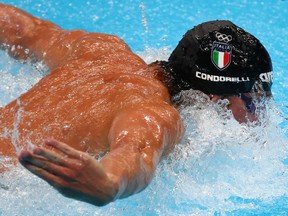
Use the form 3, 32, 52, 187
0, 4, 183, 205
0, 32, 172, 156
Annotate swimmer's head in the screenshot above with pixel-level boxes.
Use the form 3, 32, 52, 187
168, 20, 273, 95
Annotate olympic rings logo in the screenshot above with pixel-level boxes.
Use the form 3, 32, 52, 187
215, 32, 232, 43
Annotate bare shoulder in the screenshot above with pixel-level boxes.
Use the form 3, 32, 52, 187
108, 96, 184, 158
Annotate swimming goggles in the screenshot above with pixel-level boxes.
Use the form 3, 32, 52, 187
239, 93, 256, 113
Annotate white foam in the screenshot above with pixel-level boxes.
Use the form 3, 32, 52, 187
0, 50, 47, 107
136, 46, 171, 63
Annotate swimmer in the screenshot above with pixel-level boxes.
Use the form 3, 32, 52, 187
0, 4, 272, 206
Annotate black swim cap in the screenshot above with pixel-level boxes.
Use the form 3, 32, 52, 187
168, 20, 273, 95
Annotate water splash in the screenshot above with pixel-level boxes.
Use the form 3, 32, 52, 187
0, 48, 288, 215
136, 46, 171, 64
139, 2, 149, 49
0, 50, 48, 107
139, 3, 148, 34
10, 99, 24, 155
152, 89, 288, 214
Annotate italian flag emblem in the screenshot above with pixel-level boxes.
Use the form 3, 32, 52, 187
211, 41, 232, 70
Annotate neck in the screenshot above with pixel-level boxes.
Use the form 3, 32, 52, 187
148, 61, 183, 97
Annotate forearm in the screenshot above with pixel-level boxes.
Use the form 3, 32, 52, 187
100, 145, 156, 200
0, 3, 79, 68
0, 3, 30, 47
0, 4, 52, 58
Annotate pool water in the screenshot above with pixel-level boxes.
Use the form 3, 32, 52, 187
1, 0, 288, 215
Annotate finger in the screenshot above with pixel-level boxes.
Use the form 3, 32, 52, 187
33, 146, 71, 167
21, 161, 69, 188
19, 150, 75, 181
19, 160, 82, 200
44, 139, 84, 159
19, 149, 44, 164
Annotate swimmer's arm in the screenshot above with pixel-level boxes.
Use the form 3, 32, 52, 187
0, 3, 84, 68
0, 4, 60, 58
18, 105, 183, 206
0, 4, 142, 70
102, 106, 184, 200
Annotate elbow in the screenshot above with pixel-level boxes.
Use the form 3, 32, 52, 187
89, 197, 114, 207
72, 187, 119, 207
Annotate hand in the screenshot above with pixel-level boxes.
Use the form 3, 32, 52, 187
18, 139, 119, 206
